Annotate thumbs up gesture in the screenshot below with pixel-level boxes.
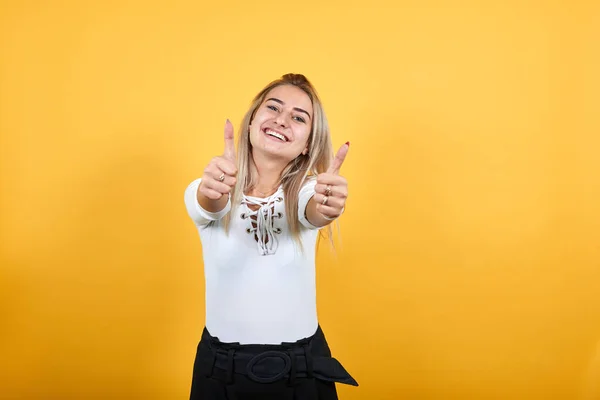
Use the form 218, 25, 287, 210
313, 142, 350, 221
198, 119, 238, 202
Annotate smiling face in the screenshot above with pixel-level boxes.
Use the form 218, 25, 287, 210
248, 84, 314, 163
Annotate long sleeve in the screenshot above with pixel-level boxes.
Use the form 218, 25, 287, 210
298, 177, 319, 230
184, 178, 231, 227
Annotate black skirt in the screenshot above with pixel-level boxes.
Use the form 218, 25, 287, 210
189, 325, 358, 400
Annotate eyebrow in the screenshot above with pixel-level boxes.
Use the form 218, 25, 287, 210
266, 98, 312, 119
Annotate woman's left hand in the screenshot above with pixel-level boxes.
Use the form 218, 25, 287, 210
313, 142, 350, 221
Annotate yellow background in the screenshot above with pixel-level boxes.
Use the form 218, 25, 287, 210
1, 1, 599, 399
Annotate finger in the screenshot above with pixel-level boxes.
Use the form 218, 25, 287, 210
314, 183, 329, 195
212, 174, 236, 187
313, 193, 345, 209
205, 166, 236, 187
316, 203, 342, 219
316, 174, 347, 187
216, 157, 237, 176
204, 163, 236, 183
199, 186, 224, 200
206, 162, 236, 182
223, 119, 236, 161
314, 182, 348, 199
326, 141, 349, 175
203, 178, 234, 195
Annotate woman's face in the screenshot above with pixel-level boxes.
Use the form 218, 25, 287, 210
249, 84, 313, 163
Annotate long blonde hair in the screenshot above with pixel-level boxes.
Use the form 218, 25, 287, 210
223, 73, 334, 247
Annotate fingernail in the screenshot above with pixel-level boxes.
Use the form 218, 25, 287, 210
345, 141, 350, 147
226, 119, 230, 123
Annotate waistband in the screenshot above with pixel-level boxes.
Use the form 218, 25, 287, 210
196, 326, 358, 387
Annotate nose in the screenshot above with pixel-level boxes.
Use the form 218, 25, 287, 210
275, 112, 289, 127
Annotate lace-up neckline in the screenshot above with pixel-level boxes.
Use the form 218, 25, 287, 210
241, 187, 284, 256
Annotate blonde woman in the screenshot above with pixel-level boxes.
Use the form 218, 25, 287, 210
184, 74, 357, 399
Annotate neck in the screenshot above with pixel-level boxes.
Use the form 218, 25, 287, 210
250, 151, 286, 195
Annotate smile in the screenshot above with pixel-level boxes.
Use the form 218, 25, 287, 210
263, 128, 288, 142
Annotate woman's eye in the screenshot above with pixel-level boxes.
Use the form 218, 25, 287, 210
293, 116, 306, 123
267, 105, 278, 111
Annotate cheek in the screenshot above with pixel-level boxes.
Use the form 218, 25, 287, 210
249, 126, 262, 146
252, 110, 272, 126
294, 126, 311, 146
249, 114, 268, 137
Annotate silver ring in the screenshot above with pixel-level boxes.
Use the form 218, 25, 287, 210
322, 196, 328, 205
324, 185, 332, 196
217, 173, 225, 182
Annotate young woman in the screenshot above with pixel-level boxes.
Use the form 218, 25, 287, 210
184, 73, 357, 399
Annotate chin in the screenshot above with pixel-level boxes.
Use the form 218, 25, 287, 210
256, 147, 297, 162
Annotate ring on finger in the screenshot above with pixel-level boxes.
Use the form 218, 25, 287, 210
322, 196, 328, 205
217, 173, 225, 182
324, 185, 332, 196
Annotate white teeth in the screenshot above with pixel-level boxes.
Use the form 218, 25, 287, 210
265, 129, 286, 142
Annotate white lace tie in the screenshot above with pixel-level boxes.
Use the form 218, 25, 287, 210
242, 193, 283, 256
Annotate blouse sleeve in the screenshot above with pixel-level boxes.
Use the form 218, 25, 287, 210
184, 178, 231, 227
297, 177, 319, 230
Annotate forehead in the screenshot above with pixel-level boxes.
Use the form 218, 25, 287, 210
265, 85, 313, 114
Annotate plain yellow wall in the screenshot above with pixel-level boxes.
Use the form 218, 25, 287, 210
1, 1, 599, 399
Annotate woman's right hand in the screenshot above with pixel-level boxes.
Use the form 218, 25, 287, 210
197, 120, 237, 211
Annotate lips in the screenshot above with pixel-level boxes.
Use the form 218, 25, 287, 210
263, 128, 289, 142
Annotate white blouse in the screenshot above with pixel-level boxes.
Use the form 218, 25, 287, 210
184, 177, 320, 344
